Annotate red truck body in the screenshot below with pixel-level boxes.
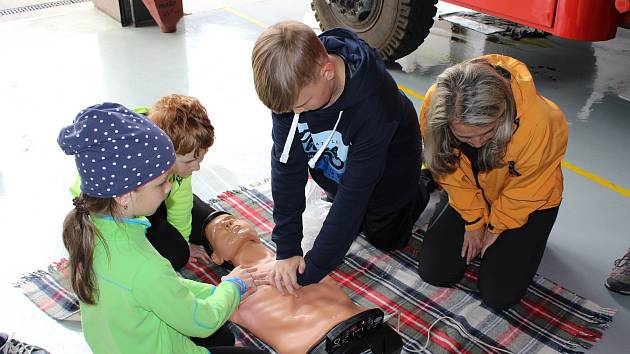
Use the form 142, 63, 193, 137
445, 0, 626, 41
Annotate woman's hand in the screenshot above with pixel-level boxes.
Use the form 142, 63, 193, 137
462, 227, 484, 264
481, 229, 501, 257
189, 244, 211, 264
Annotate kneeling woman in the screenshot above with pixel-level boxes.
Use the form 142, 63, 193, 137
418, 54, 568, 310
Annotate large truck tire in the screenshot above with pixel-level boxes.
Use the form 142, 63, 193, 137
311, 0, 438, 61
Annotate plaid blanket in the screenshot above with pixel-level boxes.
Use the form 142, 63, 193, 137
14, 259, 81, 322
15, 182, 616, 354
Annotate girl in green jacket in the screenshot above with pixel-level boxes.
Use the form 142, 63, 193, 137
58, 103, 266, 354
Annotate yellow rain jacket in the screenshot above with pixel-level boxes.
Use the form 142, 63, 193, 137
419, 54, 568, 234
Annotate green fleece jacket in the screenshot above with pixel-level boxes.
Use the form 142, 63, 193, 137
71, 174, 195, 242
80, 216, 240, 354
165, 174, 194, 242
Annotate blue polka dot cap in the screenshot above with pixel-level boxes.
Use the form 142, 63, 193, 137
57, 102, 176, 198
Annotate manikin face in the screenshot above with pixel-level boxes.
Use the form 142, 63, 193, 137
208, 214, 261, 263
450, 119, 500, 148
126, 171, 172, 216
292, 62, 336, 114
173, 148, 208, 177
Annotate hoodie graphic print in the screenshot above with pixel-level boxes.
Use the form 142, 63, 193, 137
298, 122, 349, 183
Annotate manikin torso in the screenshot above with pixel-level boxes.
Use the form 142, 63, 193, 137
227, 242, 366, 354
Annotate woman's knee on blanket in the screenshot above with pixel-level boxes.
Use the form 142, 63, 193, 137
478, 276, 527, 311
418, 264, 465, 287
417, 253, 466, 287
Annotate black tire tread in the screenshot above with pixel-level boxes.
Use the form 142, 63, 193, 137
312, 0, 438, 61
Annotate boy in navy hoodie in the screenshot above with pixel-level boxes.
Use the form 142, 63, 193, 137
252, 21, 429, 294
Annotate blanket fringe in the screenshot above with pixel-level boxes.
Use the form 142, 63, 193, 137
207, 179, 270, 204
13, 270, 53, 288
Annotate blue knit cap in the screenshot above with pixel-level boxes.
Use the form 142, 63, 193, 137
57, 102, 176, 197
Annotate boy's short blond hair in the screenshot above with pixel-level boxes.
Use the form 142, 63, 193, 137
252, 20, 328, 113
149, 94, 214, 157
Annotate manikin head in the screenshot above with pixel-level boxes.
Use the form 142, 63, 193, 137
206, 214, 262, 265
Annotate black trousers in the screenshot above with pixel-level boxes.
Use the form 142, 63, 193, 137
324, 176, 430, 253
362, 185, 429, 251
146, 194, 215, 270
191, 325, 266, 353
362, 167, 433, 251
418, 204, 559, 310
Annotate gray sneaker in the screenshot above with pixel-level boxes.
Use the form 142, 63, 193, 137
605, 248, 630, 295
0, 333, 49, 354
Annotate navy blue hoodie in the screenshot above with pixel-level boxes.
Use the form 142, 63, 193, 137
270, 28, 421, 285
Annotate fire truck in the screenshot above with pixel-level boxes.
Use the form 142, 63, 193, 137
311, 0, 630, 61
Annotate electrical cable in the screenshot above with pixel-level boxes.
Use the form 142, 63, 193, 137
383, 310, 514, 354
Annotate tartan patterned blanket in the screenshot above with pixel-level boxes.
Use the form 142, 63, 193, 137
15, 182, 616, 354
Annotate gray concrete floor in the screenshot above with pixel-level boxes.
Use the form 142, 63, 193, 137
0, 1, 628, 353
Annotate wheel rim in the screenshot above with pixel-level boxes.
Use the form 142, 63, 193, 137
327, 0, 382, 33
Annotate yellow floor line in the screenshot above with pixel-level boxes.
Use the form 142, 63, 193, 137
222, 6, 630, 199
398, 85, 425, 100
223, 7, 268, 29
392, 86, 630, 199
561, 161, 630, 198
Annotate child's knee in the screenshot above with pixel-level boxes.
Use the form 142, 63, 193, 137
365, 229, 411, 251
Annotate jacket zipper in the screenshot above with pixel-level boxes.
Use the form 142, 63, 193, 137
470, 158, 491, 211
474, 173, 491, 211
474, 118, 519, 215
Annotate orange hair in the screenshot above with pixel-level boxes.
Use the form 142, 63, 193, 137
149, 94, 215, 157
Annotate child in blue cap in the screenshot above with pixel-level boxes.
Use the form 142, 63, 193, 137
58, 103, 267, 354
